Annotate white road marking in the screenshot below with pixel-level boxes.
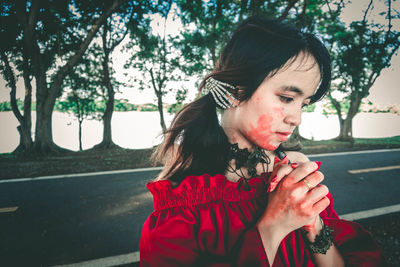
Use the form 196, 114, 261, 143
0, 206, 18, 213
0, 166, 164, 184
340, 203, 400, 221
1, 148, 399, 183
307, 148, 400, 158
52, 203, 400, 266
348, 165, 400, 174
53, 251, 139, 267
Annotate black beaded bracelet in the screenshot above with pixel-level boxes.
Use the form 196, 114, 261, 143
305, 218, 334, 254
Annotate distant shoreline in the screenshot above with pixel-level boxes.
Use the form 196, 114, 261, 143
1, 111, 400, 153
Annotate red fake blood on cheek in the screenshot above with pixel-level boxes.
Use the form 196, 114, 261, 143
246, 114, 277, 150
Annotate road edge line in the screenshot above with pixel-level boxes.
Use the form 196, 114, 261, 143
339, 203, 400, 221
2, 148, 400, 183
53, 251, 139, 267
307, 148, 400, 158
0, 167, 164, 183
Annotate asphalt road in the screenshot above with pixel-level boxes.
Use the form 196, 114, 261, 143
0, 149, 399, 267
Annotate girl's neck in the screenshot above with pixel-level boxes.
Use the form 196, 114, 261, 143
225, 142, 277, 183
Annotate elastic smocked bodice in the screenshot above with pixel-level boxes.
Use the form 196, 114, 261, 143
147, 173, 271, 211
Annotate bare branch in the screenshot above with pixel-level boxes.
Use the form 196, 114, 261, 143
362, 0, 373, 23
385, 0, 393, 41
49, 0, 125, 101
278, 0, 301, 21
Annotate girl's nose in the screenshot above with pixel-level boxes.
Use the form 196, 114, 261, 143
284, 106, 302, 126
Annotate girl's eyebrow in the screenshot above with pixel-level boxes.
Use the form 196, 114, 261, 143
281, 86, 313, 99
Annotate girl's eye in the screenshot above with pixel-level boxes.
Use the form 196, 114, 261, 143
279, 96, 293, 103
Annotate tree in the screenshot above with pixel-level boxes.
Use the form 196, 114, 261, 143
59, 88, 99, 151
0, 2, 33, 153
93, 1, 152, 148
0, 51, 33, 153
125, 1, 181, 133
323, 0, 400, 140
2, 0, 125, 154
93, 8, 129, 149
58, 41, 104, 151
174, 0, 306, 78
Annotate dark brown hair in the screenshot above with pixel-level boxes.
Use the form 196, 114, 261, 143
154, 16, 331, 183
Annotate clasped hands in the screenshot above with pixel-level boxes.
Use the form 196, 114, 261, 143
257, 156, 330, 242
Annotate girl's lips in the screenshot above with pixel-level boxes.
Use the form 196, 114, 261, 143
275, 132, 291, 141
276, 132, 291, 136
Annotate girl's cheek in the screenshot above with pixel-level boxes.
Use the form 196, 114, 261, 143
245, 114, 277, 150
273, 107, 285, 119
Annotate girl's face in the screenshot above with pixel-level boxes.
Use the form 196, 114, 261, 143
223, 53, 321, 151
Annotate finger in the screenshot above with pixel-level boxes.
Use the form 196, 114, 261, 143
307, 184, 329, 203
285, 161, 321, 184
299, 171, 324, 191
312, 196, 330, 214
267, 164, 293, 192
273, 155, 289, 168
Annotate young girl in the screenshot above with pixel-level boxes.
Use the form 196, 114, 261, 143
140, 17, 385, 266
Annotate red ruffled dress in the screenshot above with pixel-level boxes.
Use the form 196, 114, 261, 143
140, 173, 386, 266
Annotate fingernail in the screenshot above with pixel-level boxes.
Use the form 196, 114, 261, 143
291, 163, 298, 168
315, 161, 322, 171
274, 156, 280, 165
267, 175, 277, 192
268, 175, 277, 185
267, 181, 278, 192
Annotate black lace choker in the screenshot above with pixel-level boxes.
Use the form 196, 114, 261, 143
227, 143, 271, 190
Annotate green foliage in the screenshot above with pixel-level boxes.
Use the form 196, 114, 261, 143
0, 101, 13, 111
322, 100, 352, 115
114, 99, 136, 111
168, 88, 188, 114
138, 103, 158, 112
302, 103, 316, 113
59, 49, 104, 121
55, 98, 138, 113
0, 101, 12, 111
0, 99, 32, 112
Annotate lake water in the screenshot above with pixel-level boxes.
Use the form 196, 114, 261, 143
0, 111, 399, 153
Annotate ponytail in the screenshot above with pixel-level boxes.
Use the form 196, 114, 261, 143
153, 94, 230, 184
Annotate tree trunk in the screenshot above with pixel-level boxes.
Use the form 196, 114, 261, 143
335, 92, 362, 141
32, 72, 63, 153
22, 54, 32, 141
0, 50, 33, 154
78, 118, 83, 151
149, 68, 167, 134
157, 91, 167, 133
289, 126, 307, 142
33, 96, 60, 153
337, 117, 353, 141
100, 91, 115, 146
94, 23, 118, 149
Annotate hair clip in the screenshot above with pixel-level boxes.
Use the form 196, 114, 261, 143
204, 77, 238, 109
